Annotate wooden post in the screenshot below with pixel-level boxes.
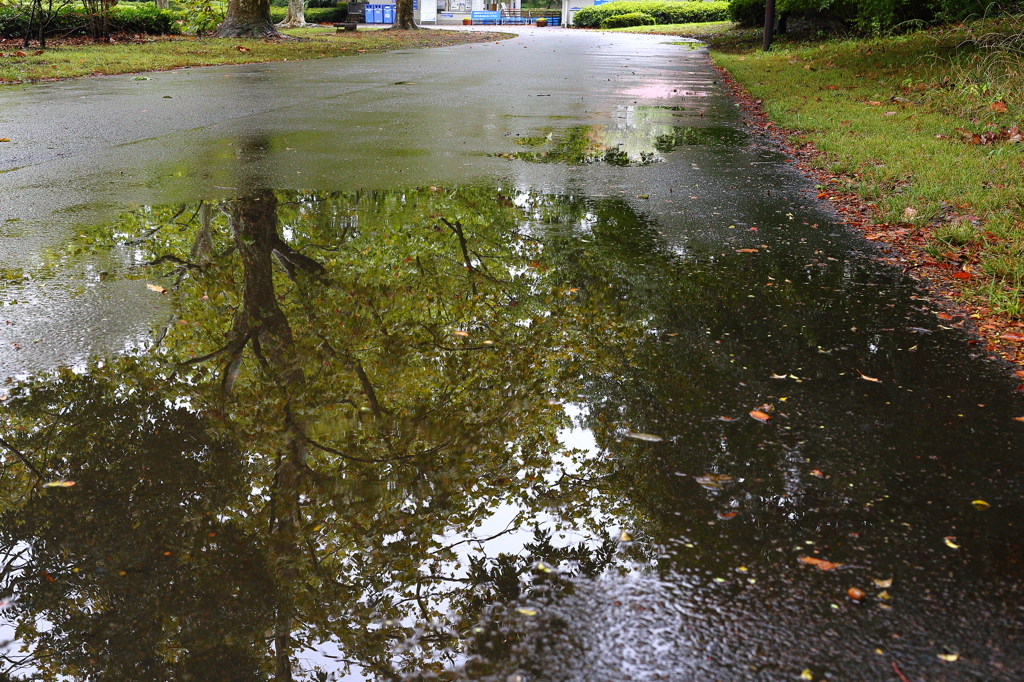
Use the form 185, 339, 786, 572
763, 0, 775, 51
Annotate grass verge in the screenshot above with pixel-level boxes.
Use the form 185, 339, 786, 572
606, 20, 737, 38
710, 16, 1024, 365
0, 28, 507, 84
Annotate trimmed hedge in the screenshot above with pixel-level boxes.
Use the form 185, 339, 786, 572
727, 0, 763, 25
0, 4, 180, 38
600, 10, 655, 27
572, 1, 729, 28
269, 5, 348, 22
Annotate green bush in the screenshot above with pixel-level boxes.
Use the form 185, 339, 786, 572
727, 0, 763, 26
600, 10, 655, 27
0, 3, 181, 38
269, 4, 347, 22
572, 1, 730, 28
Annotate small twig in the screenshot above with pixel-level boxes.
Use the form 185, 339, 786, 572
0, 436, 44, 482
891, 660, 910, 682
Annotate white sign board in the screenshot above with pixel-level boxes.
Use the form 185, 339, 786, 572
421, 0, 436, 21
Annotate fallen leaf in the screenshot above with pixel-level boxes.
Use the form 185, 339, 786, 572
1014, 416, 1024, 422
857, 370, 881, 383
718, 416, 737, 421
872, 577, 893, 588
718, 511, 738, 519
937, 312, 953, 320
146, 283, 167, 293
534, 561, 554, 573
42, 481, 76, 488
999, 332, 1024, 342
952, 271, 971, 280
736, 248, 759, 253
1014, 370, 1024, 378
878, 590, 891, 600
938, 651, 960, 662
847, 587, 865, 601
972, 499, 990, 510
771, 372, 788, 379
624, 431, 663, 442
14, 50, 27, 57
619, 530, 633, 542
0, 138, 9, 142
867, 100, 881, 106
33, 49, 44, 55
800, 669, 814, 680
903, 207, 918, 219
799, 556, 843, 570
810, 469, 824, 477
452, 330, 469, 337
944, 536, 960, 549
989, 100, 1008, 113
236, 45, 251, 53
749, 410, 772, 422
695, 473, 733, 490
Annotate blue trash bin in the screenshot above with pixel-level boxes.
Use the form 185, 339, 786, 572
383, 4, 395, 22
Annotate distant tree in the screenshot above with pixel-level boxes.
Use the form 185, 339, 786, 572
392, 0, 417, 28
275, 0, 307, 28
215, 0, 281, 37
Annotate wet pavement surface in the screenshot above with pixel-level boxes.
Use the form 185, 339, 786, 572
2, 26, 1023, 682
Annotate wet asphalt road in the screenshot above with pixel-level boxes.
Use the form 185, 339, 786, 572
2, 26, 1024, 682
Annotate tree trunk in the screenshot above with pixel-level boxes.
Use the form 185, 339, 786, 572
762, 0, 775, 51
215, 0, 281, 38
155, 0, 169, 8
275, 0, 307, 28
392, 0, 417, 29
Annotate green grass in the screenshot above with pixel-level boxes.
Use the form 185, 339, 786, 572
0, 28, 506, 84
712, 16, 1024, 320
606, 20, 735, 37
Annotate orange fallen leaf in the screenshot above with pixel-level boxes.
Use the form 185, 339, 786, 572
847, 586, 865, 601
990, 100, 1008, 113
1014, 416, 1024, 422
749, 410, 771, 422
800, 556, 843, 570
146, 283, 167, 293
867, 101, 881, 106
1000, 332, 1024, 342
937, 312, 953, 320
952, 271, 971, 280
736, 248, 759, 253
1015, 370, 1024, 378
857, 370, 881, 383
452, 330, 469, 337
718, 511, 738, 519
236, 45, 251, 53
810, 469, 824, 477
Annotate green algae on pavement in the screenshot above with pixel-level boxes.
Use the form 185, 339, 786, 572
0, 29, 508, 85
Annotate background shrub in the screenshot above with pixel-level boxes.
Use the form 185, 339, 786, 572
600, 10, 655, 27
573, 1, 730, 28
727, 0, 763, 26
0, 3, 181, 38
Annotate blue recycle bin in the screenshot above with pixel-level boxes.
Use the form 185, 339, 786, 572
383, 4, 395, 23
368, 4, 382, 22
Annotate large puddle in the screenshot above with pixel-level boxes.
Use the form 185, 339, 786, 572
2, 31, 1023, 682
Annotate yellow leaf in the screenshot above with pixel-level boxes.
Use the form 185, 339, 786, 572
146, 283, 167, 293
516, 607, 538, 616
971, 500, 990, 510
800, 669, 814, 680
452, 330, 469, 337
857, 370, 880, 382
619, 530, 633, 542
944, 536, 960, 549
938, 652, 959, 662
42, 481, 75, 488
871, 577, 893, 588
